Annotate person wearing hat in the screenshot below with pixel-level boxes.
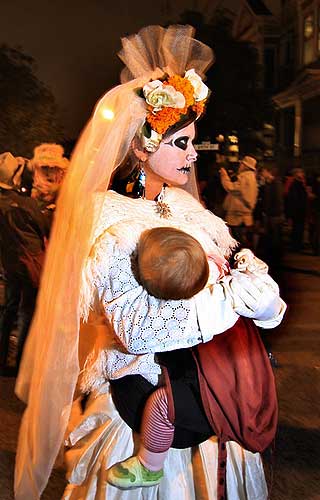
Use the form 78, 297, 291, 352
0, 152, 50, 375
220, 155, 258, 248
30, 143, 69, 209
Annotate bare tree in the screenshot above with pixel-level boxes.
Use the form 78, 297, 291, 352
0, 45, 64, 157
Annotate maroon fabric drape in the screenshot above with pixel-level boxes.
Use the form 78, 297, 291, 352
193, 316, 278, 499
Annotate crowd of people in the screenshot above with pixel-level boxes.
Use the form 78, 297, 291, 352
1, 23, 313, 500
201, 160, 320, 275
0, 145, 68, 375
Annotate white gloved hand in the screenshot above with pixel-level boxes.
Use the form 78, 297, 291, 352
223, 270, 286, 326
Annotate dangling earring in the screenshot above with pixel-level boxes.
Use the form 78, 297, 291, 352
125, 162, 146, 198
135, 162, 146, 198
155, 183, 172, 219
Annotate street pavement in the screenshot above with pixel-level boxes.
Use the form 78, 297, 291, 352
265, 250, 320, 500
0, 249, 319, 499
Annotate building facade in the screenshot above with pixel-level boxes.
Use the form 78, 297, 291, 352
273, 0, 320, 172
232, 0, 320, 173
232, 0, 280, 160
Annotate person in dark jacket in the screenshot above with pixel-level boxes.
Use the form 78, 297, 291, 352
286, 168, 308, 252
0, 152, 50, 375
259, 165, 285, 271
309, 174, 320, 256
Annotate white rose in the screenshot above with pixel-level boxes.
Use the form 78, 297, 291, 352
143, 81, 185, 111
143, 80, 163, 96
185, 69, 209, 101
141, 129, 163, 153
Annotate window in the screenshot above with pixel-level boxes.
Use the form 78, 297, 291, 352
303, 14, 314, 64
304, 14, 314, 37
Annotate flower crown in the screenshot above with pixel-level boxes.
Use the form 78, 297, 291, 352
139, 69, 210, 152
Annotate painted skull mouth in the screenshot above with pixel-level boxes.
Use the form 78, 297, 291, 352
177, 166, 191, 173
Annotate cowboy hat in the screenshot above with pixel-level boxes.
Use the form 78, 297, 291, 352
30, 143, 69, 170
0, 152, 23, 189
241, 156, 257, 170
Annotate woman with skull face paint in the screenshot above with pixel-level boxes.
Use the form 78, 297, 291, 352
15, 26, 286, 500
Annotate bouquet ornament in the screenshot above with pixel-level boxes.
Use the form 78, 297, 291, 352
234, 248, 269, 274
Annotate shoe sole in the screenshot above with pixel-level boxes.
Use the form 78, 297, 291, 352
106, 478, 161, 490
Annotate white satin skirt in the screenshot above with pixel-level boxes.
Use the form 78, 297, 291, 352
62, 382, 268, 500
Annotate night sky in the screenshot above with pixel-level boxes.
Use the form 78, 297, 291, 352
2, 0, 280, 139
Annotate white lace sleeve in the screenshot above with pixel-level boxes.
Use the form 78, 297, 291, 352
91, 233, 205, 354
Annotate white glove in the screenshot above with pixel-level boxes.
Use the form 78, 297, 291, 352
222, 270, 286, 328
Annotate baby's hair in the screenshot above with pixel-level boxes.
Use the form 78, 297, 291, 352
137, 227, 209, 300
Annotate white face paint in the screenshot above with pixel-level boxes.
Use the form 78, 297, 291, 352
144, 122, 198, 189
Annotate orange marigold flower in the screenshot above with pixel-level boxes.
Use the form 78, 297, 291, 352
166, 75, 195, 107
144, 75, 207, 135
147, 107, 182, 134
192, 100, 206, 116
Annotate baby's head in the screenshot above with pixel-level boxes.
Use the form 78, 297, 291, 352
137, 227, 209, 300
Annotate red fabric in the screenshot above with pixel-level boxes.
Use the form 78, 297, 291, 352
193, 316, 278, 499
194, 316, 278, 452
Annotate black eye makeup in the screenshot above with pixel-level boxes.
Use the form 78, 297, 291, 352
164, 136, 190, 151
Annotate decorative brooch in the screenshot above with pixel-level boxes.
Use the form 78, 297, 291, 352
155, 200, 172, 219
154, 184, 172, 218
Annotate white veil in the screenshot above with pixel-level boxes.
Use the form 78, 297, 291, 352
14, 25, 214, 499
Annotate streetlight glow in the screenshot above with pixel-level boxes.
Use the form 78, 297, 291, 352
101, 108, 114, 120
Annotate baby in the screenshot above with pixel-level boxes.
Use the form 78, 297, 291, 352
107, 226, 232, 489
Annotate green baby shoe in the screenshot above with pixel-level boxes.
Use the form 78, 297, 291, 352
106, 456, 163, 489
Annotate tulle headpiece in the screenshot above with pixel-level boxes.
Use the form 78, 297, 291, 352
118, 24, 213, 152
14, 25, 214, 500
